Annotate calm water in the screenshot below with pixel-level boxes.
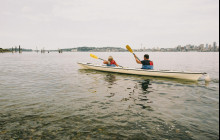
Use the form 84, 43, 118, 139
0, 52, 219, 140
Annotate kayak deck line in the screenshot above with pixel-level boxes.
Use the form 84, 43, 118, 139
77, 62, 209, 81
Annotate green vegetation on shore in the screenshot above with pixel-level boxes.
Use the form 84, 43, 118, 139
0, 48, 10, 53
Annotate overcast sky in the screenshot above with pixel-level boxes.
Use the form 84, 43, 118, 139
0, 0, 219, 49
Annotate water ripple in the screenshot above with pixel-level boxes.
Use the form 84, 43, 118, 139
0, 52, 219, 139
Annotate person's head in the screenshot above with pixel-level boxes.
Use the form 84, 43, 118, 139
108, 56, 113, 62
144, 54, 150, 60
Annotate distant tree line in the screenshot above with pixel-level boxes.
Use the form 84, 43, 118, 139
0, 48, 10, 53
61, 47, 126, 52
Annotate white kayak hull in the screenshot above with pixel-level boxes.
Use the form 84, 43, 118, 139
78, 63, 207, 81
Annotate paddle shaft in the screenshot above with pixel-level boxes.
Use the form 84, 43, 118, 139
98, 58, 105, 61
126, 45, 141, 62
133, 53, 141, 62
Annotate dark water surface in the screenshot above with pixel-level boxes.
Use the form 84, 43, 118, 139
0, 52, 219, 140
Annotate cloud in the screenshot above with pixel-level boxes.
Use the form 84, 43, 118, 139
51, 0, 219, 21
21, 6, 32, 13
0, 0, 219, 49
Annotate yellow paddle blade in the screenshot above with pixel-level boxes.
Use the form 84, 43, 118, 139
90, 54, 99, 59
126, 45, 133, 53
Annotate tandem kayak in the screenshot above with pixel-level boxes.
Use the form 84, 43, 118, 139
78, 62, 210, 82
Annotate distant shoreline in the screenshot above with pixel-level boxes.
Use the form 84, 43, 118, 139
1, 46, 219, 53
0, 46, 219, 53
1, 51, 219, 53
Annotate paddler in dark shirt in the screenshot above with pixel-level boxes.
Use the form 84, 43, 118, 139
134, 54, 154, 69
103, 56, 119, 67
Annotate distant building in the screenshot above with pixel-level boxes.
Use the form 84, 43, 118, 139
181, 47, 186, 52
199, 44, 205, 51
213, 42, 217, 51
176, 45, 181, 51
71, 49, 77, 52
209, 45, 212, 51
206, 44, 209, 49
160, 48, 166, 52
185, 45, 191, 51
213, 42, 217, 48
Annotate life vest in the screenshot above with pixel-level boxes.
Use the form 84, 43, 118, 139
110, 60, 117, 65
142, 60, 154, 70
107, 60, 117, 67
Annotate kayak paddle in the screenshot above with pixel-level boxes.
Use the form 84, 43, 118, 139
126, 45, 141, 61
90, 54, 104, 61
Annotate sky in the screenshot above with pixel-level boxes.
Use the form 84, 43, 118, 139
0, 0, 219, 50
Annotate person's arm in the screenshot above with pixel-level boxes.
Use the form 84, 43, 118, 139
103, 60, 109, 65
134, 55, 142, 64
115, 62, 119, 67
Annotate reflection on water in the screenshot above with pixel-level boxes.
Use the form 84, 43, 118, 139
104, 74, 116, 85
104, 73, 154, 110
141, 79, 151, 92
136, 79, 153, 110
